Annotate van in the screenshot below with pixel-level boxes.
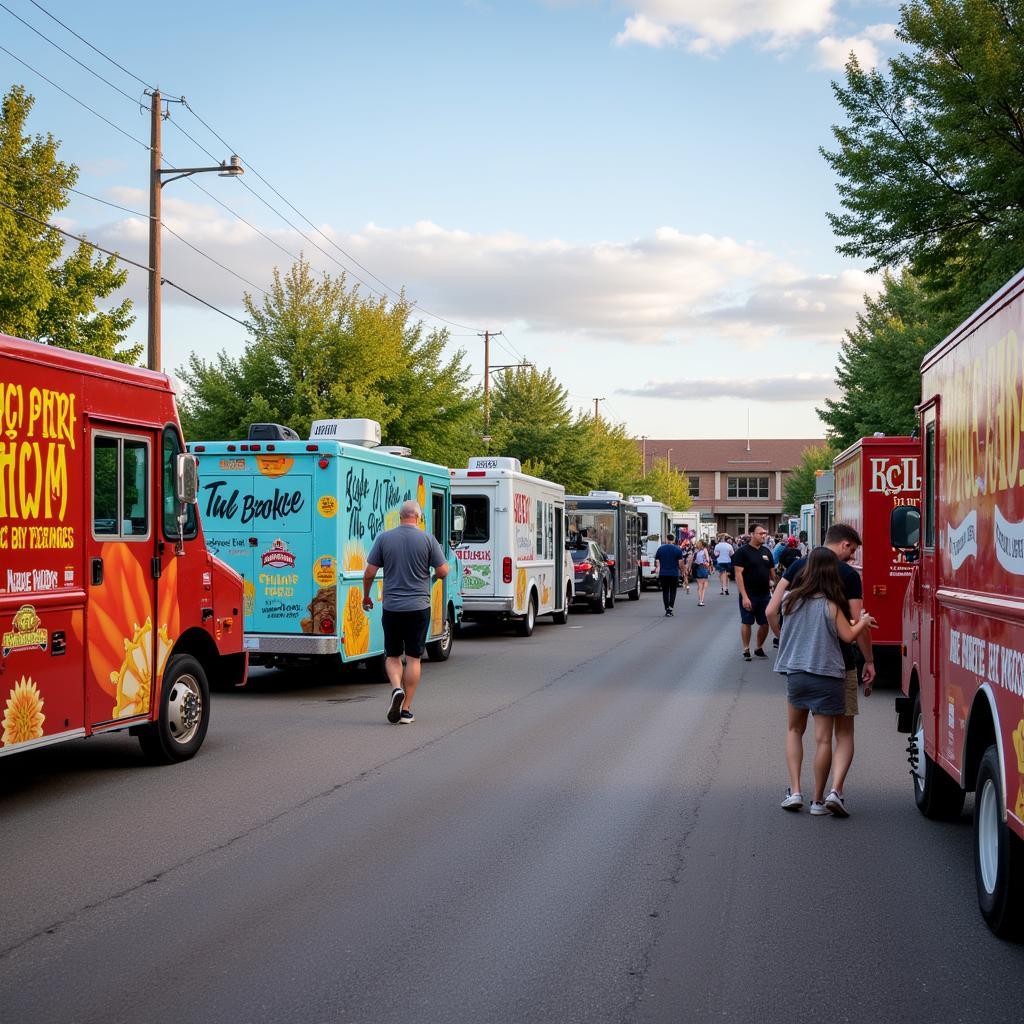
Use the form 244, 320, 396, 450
451, 457, 573, 635
565, 492, 642, 603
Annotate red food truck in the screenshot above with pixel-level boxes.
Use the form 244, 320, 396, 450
890, 271, 1024, 938
833, 436, 921, 681
0, 334, 246, 764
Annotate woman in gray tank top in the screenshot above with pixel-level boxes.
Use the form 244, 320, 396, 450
774, 549, 876, 815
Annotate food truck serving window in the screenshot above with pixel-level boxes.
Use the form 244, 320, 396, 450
162, 427, 198, 540
92, 432, 150, 540
460, 495, 490, 543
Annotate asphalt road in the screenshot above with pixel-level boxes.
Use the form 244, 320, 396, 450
2, 587, 1022, 1024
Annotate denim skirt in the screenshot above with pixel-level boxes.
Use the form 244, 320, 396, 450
786, 670, 845, 715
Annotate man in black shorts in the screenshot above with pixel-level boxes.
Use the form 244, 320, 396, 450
731, 523, 775, 661
362, 500, 449, 724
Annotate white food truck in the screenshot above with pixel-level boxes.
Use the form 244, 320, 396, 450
451, 457, 574, 636
629, 495, 673, 590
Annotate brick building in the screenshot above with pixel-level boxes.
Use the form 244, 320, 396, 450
640, 437, 824, 537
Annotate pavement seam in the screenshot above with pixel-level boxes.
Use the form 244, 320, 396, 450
0, 615, 667, 962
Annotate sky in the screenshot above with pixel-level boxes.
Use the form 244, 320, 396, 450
1, 0, 905, 441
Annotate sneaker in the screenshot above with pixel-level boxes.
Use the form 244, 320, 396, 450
725, 589, 730, 595
781, 789, 803, 811
664, 609, 671, 617
809, 801, 830, 816
772, 636, 779, 648
398, 709, 415, 724
825, 790, 848, 817
742, 649, 752, 661
753, 648, 767, 658
387, 687, 405, 724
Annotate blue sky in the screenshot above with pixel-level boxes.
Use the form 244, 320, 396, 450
1, 0, 904, 441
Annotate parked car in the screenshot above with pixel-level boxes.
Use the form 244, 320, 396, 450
570, 541, 614, 613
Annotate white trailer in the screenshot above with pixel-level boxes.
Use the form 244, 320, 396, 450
629, 495, 673, 590
451, 457, 574, 636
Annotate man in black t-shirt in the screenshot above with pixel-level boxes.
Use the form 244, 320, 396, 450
732, 523, 775, 661
765, 522, 875, 817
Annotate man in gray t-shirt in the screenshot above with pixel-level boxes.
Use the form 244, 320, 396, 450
362, 500, 449, 724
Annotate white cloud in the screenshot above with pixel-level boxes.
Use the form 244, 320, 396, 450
81, 194, 872, 351
618, 373, 839, 402
864, 22, 898, 43
814, 32, 881, 70
614, 0, 835, 53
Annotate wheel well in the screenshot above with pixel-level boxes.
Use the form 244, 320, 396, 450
169, 627, 219, 682
963, 692, 997, 795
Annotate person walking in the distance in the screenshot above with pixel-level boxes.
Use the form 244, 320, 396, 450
654, 534, 684, 616
362, 500, 449, 724
732, 523, 775, 661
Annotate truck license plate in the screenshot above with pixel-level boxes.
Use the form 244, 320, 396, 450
243, 637, 260, 651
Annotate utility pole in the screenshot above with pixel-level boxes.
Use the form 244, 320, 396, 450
593, 397, 605, 421
641, 434, 648, 473
148, 89, 162, 373
478, 330, 502, 433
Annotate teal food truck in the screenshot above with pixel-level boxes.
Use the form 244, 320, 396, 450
190, 420, 463, 669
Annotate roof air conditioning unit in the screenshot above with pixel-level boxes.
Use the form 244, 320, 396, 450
248, 423, 299, 441
379, 445, 412, 457
628, 494, 654, 503
589, 489, 624, 499
309, 418, 381, 447
468, 456, 522, 472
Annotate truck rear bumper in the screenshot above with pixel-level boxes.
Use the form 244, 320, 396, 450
462, 596, 516, 615
244, 634, 339, 655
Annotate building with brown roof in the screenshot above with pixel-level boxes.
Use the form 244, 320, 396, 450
639, 437, 824, 537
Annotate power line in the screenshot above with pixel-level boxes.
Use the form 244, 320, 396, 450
27, 0, 152, 90
0, 197, 249, 329
0, 43, 149, 150
0, 2, 143, 105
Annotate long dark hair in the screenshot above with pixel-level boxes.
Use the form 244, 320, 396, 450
784, 548, 851, 620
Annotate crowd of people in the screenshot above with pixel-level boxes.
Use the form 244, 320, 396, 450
654, 522, 878, 819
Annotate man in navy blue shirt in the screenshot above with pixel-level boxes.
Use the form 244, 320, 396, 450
654, 535, 684, 616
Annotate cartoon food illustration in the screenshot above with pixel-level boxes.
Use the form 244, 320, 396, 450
417, 476, 426, 529
112, 618, 172, 719
542, 583, 551, 607
243, 578, 256, 618
342, 541, 366, 571
341, 585, 370, 656
301, 585, 337, 635
430, 578, 444, 636
1, 677, 45, 746
515, 567, 528, 610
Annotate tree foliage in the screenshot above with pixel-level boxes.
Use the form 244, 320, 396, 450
178, 258, 480, 464
0, 85, 137, 361
818, 270, 947, 448
783, 444, 838, 514
487, 366, 641, 492
630, 457, 692, 510
822, 0, 1024, 310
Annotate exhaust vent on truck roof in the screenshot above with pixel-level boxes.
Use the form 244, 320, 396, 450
379, 445, 412, 457
248, 423, 299, 441
309, 419, 381, 447
467, 456, 522, 472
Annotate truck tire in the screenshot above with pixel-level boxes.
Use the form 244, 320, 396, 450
552, 588, 571, 625
628, 579, 640, 601
910, 693, 965, 820
137, 654, 210, 764
591, 585, 606, 614
516, 594, 537, 637
607, 583, 616, 609
427, 606, 454, 661
974, 745, 1024, 939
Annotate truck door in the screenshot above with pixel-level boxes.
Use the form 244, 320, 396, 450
919, 404, 940, 763
429, 486, 447, 638
85, 427, 158, 728
554, 505, 564, 606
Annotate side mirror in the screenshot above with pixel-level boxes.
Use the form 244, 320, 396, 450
450, 503, 466, 549
175, 453, 199, 504
890, 505, 921, 549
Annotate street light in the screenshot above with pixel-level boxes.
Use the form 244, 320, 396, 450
667, 448, 673, 471
147, 89, 244, 371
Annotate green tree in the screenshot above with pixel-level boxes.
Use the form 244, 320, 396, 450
783, 444, 838, 513
630, 457, 692, 510
488, 365, 575, 468
818, 270, 946, 448
0, 85, 137, 361
178, 258, 480, 463
822, 1, 1024, 314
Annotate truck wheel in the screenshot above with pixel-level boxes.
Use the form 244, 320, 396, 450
516, 594, 537, 637
137, 654, 210, 764
909, 693, 965, 820
591, 586, 606, 614
427, 605, 455, 661
974, 745, 1024, 938
607, 583, 616, 609
552, 588, 570, 625
628, 579, 640, 601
